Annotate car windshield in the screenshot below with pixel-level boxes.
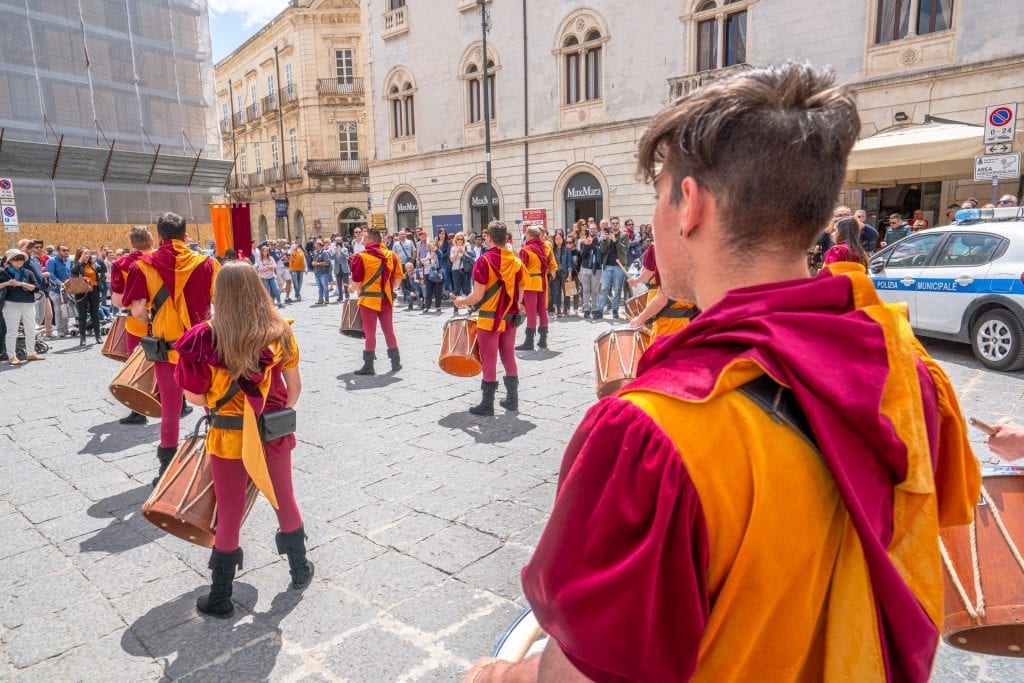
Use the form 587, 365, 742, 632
885, 233, 944, 268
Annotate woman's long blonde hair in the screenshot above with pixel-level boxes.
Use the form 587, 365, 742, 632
209, 261, 296, 378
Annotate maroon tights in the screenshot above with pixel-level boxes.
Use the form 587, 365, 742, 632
360, 302, 398, 352
477, 325, 518, 382
209, 452, 303, 552
523, 291, 548, 328
154, 361, 183, 448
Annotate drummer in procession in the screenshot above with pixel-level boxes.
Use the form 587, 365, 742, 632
110, 225, 155, 425
124, 212, 219, 485
515, 226, 558, 352
454, 221, 526, 416
467, 63, 980, 683
349, 228, 404, 376
627, 243, 699, 338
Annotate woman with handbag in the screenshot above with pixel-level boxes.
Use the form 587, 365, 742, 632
564, 235, 581, 315
1, 249, 44, 365
552, 232, 575, 318
256, 244, 283, 307
449, 232, 473, 301
421, 241, 444, 312
174, 261, 311, 619
69, 247, 102, 347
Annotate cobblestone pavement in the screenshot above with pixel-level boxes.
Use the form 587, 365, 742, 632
1, 294, 1023, 681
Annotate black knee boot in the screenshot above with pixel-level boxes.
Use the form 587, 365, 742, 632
196, 547, 243, 618
275, 526, 315, 590
515, 328, 535, 351
469, 381, 499, 416
387, 348, 402, 372
152, 445, 176, 487
79, 326, 87, 347
180, 395, 193, 417
499, 376, 519, 412
537, 327, 548, 349
354, 350, 375, 376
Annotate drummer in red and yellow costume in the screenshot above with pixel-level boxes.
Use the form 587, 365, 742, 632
175, 261, 312, 619
627, 243, 700, 338
125, 212, 219, 485
349, 228, 404, 376
454, 221, 526, 416
110, 225, 154, 425
515, 226, 557, 351
466, 64, 979, 683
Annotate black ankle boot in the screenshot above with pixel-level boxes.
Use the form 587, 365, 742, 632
119, 411, 147, 425
275, 526, 315, 590
354, 350, 375, 376
515, 328, 535, 351
469, 380, 499, 416
152, 445, 176, 487
537, 327, 548, 349
180, 396, 193, 418
499, 376, 519, 412
79, 329, 87, 347
387, 348, 402, 372
196, 547, 243, 618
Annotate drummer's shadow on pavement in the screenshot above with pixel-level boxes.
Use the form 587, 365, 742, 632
437, 411, 536, 444
121, 584, 301, 681
80, 484, 156, 555
517, 349, 561, 361
338, 372, 403, 391
80, 419, 159, 455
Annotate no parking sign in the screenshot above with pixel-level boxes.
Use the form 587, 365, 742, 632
2, 204, 19, 232
985, 103, 1017, 144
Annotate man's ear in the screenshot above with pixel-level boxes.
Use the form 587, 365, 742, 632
678, 177, 712, 239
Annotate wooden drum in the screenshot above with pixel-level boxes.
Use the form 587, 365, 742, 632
492, 608, 547, 662
625, 293, 647, 319
109, 347, 161, 417
941, 466, 1024, 656
594, 327, 650, 398
101, 314, 130, 361
439, 317, 482, 377
339, 299, 364, 339
142, 422, 258, 548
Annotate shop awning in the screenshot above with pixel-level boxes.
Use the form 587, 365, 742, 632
844, 122, 1018, 188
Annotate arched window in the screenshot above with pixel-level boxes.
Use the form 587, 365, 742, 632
693, 0, 749, 73
460, 44, 499, 126
557, 12, 607, 106
385, 69, 416, 139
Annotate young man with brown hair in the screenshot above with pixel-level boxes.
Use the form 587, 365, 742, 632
111, 225, 155, 425
467, 62, 980, 683
349, 228, 404, 375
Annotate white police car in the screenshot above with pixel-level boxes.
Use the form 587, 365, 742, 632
868, 207, 1024, 371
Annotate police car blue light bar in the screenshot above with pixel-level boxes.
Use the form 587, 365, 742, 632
955, 207, 1024, 223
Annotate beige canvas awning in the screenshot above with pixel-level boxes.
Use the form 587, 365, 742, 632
843, 122, 1019, 188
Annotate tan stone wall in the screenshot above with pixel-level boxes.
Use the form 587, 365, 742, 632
11, 223, 215, 252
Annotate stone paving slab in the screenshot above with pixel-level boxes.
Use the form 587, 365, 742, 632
0, 297, 1022, 681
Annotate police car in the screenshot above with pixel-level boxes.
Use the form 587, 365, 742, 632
868, 207, 1024, 371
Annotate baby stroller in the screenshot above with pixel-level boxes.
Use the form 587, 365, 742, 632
64, 290, 111, 337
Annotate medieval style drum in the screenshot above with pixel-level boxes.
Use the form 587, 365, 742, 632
142, 420, 258, 548
594, 327, 650, 398
101, 314, 130, 361
492, 608, 547, 662
109, 347, 161, 417
940, 466, 1024, 657
339, 299, 364, 339
439, 317, 482, 377
625, 293, 647, 319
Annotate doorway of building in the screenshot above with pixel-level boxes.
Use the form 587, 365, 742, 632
862, 181, 942, 228
563, 172, 604, 226
339, 207, 366, 236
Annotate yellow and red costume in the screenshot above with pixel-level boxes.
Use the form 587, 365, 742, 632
124, 239, 218, 448
111, 248, 152, 353
473, 246, 526, 381
519, 238, 557, 331
641, 244, 699, 338
350, 244, 402, 353
522, 263, 979, 682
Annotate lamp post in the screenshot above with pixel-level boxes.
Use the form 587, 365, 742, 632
274, 46, 291, 241
478, 0, 495, 226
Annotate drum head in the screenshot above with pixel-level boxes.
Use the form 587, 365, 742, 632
340, 329, 366, 339
492, 608, 547, 662
141, 508, 215, 548
943, 622, 1024, 657
439, 355, 482, 377
110, 384, 162, 418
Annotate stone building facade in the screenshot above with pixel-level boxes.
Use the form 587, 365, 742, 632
362, 0, 1024, 235
215, 0, 370, 245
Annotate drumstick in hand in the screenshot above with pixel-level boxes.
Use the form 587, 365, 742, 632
615, 260, 630, 276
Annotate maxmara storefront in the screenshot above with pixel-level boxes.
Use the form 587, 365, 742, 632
368, 118, 652, 236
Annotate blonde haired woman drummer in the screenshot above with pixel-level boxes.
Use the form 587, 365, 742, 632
174, 261, 312, 619
454, 221, 526, 416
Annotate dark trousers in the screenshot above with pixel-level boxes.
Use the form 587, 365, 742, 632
550, 272, 568, 312
424, 278, 444, 310
75, 289, 101, 338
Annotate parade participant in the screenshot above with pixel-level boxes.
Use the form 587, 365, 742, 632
515, 226, 557, 350
454, 221, 526, 415
175, 261, 311, 618
627, 243, 698, 338
466, 63, 980, 683
125, 212, 219, 485
111, 226, 155, 425
349, 228, 404, 376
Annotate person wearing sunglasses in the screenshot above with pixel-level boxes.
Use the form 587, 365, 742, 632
998, 194, 1018, 207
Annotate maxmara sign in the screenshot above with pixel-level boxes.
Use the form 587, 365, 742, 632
397, 201, 419, 213
565, 185, 602, 199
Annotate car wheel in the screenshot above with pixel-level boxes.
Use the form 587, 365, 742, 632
971, 309, 1024, 372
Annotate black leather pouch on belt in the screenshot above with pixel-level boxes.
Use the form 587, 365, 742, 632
259, 408, 297, 442
139, 336, 170, 362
